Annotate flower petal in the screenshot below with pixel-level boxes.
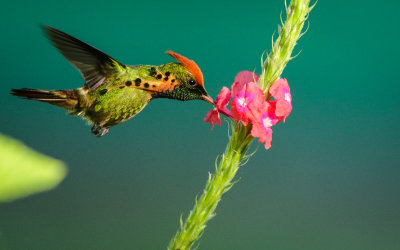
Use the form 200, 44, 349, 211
216, 87, 231, 111
230, 81, 266, 125
204, 109, 221, 130
231, 91, 250, 125
232, 71, 260, 97
275, 99, 292, 120
251, 122, 273, 150
269, 78, 289, 99
269, 78, 292, 120
234, 71, 260, 87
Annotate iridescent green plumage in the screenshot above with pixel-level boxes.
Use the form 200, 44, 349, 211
11, 26, 214, 136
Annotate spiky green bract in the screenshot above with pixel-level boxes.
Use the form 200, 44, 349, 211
168, 0, 313, 249
168, 123, 253, 250
259, 0, 315, 95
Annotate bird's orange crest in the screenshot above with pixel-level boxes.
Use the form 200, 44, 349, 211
166, 51, 204, 87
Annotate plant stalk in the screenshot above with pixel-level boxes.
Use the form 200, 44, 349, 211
168, 124, 253, 250
168, 0, 313, 249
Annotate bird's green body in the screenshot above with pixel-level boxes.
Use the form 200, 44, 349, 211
11, 26, 214, 136
83, 63, 203, 135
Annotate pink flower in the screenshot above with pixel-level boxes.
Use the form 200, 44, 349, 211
204, 108, 221, 130
250, 102, 281, 149
204, 72, 293, 151
232, 71, 260, 96
269, 78, 292, 121
216, 87, 232, 117
230, 81, 265, 126
252, 124, 273, 149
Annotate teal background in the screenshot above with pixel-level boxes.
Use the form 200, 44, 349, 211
0, 0, 399, 249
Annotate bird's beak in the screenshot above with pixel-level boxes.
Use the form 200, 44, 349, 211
202, 95, 215, 105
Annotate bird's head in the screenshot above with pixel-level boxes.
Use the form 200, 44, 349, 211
151, 51, 214, 105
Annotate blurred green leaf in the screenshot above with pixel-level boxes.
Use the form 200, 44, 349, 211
0, 133, 67, 202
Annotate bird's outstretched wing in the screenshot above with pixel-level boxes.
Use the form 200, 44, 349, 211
42, 25, 126, 90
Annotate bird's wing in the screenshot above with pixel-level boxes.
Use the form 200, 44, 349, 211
42, 25, 126, 90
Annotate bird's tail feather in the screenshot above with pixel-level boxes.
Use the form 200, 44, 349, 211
10, 88, 79, 111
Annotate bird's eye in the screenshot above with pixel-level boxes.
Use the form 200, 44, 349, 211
187, 78, 196, 86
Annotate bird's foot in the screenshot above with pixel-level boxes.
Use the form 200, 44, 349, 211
91, 125, 109, 137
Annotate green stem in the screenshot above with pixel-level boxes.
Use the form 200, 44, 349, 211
168, 0, 313, 249
259, 0, 314, 94
168, 124, 253, 250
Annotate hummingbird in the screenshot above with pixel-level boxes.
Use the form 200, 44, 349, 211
11, 26, 215, 137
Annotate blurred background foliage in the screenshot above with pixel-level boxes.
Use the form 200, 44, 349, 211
0, 134, 66, 203
0, 0, 399, 249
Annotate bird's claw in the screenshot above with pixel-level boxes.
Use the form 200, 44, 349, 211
91, 125, 109, 137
